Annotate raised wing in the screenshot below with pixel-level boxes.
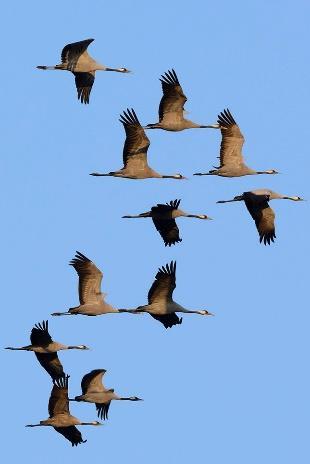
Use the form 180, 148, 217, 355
48, 375, 70, 417
30, 320, 52, 347
120, 108, 150, 170
150, 313, 183, 329
73, 72, 95, 104
148, 261, 176, 304
35, 352, 65, 380
158, 69, 187, 122
151, 200, 182, 246
243, 192, 276, 245
70, 251, 103, 305
96, 401, 111, 420
61, 38, 94, 71
217, 109, 245, 167
54, 426, 86, 447
81, 369, 106, 394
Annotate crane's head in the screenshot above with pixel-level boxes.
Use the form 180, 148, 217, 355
283, 195, 304, 201
174, 174, 187, 180
266, 169, 279, 174
119, 68, 131, 73
199, 310, 214, 316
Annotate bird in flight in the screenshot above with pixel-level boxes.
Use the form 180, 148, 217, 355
120, 261, 214, 328
70, 369, 142, 420
37, 38, 130, 104
123, 199, 212, 246
146, 69, 219, 131
90, 108, 186, 179
194, 109, 279, 177
52, 252, 121, 316
26, 375, 102, 446
217, 189, 303, 244
5, 320, 88, 380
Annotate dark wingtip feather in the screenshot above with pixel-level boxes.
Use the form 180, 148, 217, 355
217, 108, 237, 127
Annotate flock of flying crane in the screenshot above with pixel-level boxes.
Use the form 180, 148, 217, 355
6, 38, 304, 447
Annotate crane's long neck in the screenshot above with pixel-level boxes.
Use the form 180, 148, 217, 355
178, 309, 206, 314
105, 67, 126, 72
79, 421, 100, 426
67, 345, 86, 350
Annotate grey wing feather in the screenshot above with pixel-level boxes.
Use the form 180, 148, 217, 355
73, 72, 95, 104
35, 352, 65, 380
48, 375, 70, 417
81, 369, 106, 394
151, 200, 182, 246
152, 218, 181, 246
69, 251, 103, 305
54, 426, 86, 446
217, 109, 245, 167
30, 320, 52, 346
150, 313, 182, 329
148, 261, 176, 304
243, 193, 276, 245
159, 69, 187, 121
96, 401, 111, 420
119, 108, 150, 169
61, 38, 94, 70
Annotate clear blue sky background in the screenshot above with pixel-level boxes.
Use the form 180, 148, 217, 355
1, 1, 309, 462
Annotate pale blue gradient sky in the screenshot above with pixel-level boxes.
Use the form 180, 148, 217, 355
1, 1, 309, 463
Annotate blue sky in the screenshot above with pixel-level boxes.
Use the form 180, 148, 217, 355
2, 1, 309, 462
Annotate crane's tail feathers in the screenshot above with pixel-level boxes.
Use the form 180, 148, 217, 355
118, 309, 143, 314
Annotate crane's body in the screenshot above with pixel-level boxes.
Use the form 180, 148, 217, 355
194, 109, 278, 177
37, 39, 130, 103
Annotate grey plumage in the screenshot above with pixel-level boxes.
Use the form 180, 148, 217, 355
71, 369, 142, 420
146, 69, 219, 131
120, 261, 214, 328
26, 375, 101, 446
37, 38, 130, 104
194, 109, 278, 177
90, 109, 186, 179
5, 320, 88, 380
52, 252, 119, 316
217, 189, 303, 244
123, 199, 211, 246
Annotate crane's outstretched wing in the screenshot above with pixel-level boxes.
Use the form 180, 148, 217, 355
148, 261, 176, 304
149, 312, 183, 329
70, 251, 103, 305
61, 38, 94, 71
48, 375, 70, 417
151, 200, 182, 246
120, 108, 150, 171
158, 69, 187, 122
73, 72, 95, 104
243, 192, 276, 245
217, 109, 245, 167
96, 401, 111, 420
30, 320, 52, 347
35, 352, 65, 380
81, 369, 106, 394
54, 426, 86, 447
